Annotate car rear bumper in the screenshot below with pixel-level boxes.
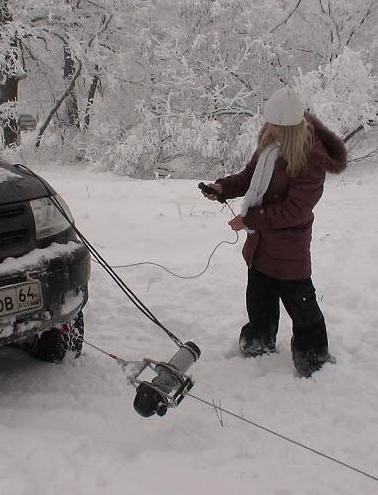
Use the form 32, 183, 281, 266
0, 242, 91, 345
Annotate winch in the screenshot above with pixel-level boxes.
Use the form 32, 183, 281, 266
128, 341, 201, 417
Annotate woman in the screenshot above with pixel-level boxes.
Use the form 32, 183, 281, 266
202, 88, 347, 377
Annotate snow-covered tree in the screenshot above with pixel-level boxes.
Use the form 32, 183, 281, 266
2, 0, 377, 175
294, 47, 378, 138
108, 0, 292, 177
0, 0, 26, 147
0, 0, 124, 148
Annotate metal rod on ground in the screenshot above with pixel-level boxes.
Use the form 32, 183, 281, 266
188, 393, 378, 484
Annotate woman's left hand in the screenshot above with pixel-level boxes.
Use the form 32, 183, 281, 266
228, 215, 246, 231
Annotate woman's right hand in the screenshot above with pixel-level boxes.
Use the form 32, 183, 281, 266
201, 183, 223, 201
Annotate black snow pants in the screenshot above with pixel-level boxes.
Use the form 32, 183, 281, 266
246, 266, 328, 354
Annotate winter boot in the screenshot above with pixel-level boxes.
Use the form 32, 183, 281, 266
239, 323, 276, 357
291, 339, 336, 377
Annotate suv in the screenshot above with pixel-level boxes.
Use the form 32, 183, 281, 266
0, 160, 90, 362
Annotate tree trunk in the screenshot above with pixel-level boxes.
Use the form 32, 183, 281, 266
36, 61, 82, 149
63, 43, 80, 128
83, 14, 112, 130
0, 78, 20, 146
0, 1, 20, 147
84, 65, 99, 130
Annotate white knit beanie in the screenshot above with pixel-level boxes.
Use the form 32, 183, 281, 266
263, 88, 305, 126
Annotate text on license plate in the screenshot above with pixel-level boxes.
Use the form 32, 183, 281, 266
0, 281, 43, 317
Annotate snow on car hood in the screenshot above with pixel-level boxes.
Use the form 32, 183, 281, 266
0, 241, 84, 275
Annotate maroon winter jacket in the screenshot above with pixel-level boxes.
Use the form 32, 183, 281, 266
216, 115, 347, 280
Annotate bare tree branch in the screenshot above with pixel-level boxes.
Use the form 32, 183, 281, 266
35, 61, 82, 148
86, 0, 108, 9
343, 118, 377, 143
349, 149, 377, 163
270, 0, 303, 34
212, 399, 224, 427
229, 71, 255, 93
318, 0, 326, 15
344, 125, 364, 143
39, 28, 67, 44
88, 13, 113, 48
343, 121, 377, 143
346, 1, 374, 47
84, 66, 99, 130
285, 46, 326, 61
84, 14, 113, 129
210, 108, 255, 118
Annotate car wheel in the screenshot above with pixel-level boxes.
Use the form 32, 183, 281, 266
27, 310, 85, 363
28, 328, 70, 363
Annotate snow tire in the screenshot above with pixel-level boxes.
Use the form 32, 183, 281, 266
27, 310, 85, 363
29, 328, 70, 363
70, 310, 84, 358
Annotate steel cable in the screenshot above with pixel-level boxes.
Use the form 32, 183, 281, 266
187, 392, 378, 484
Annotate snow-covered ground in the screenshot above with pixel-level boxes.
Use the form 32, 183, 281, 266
1, 157, 378, 495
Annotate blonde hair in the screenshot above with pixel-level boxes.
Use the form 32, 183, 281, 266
258, 119, 314, 177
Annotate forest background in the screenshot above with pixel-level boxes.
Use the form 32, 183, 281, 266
1, 0, 377, 178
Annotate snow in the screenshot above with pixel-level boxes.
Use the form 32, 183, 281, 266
60, 290, 84, 316
0, 317, 15, 338
0, 242, 84, 276
1, 159, 378, 495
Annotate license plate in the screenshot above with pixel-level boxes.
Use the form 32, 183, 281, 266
0, 281, 43, 318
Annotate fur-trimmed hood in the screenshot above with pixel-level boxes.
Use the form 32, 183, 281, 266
307, 113, 348, 174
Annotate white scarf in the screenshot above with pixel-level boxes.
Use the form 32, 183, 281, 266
240, 143, 280, 233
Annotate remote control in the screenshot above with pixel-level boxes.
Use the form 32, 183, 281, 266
198, 182, 226, 203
